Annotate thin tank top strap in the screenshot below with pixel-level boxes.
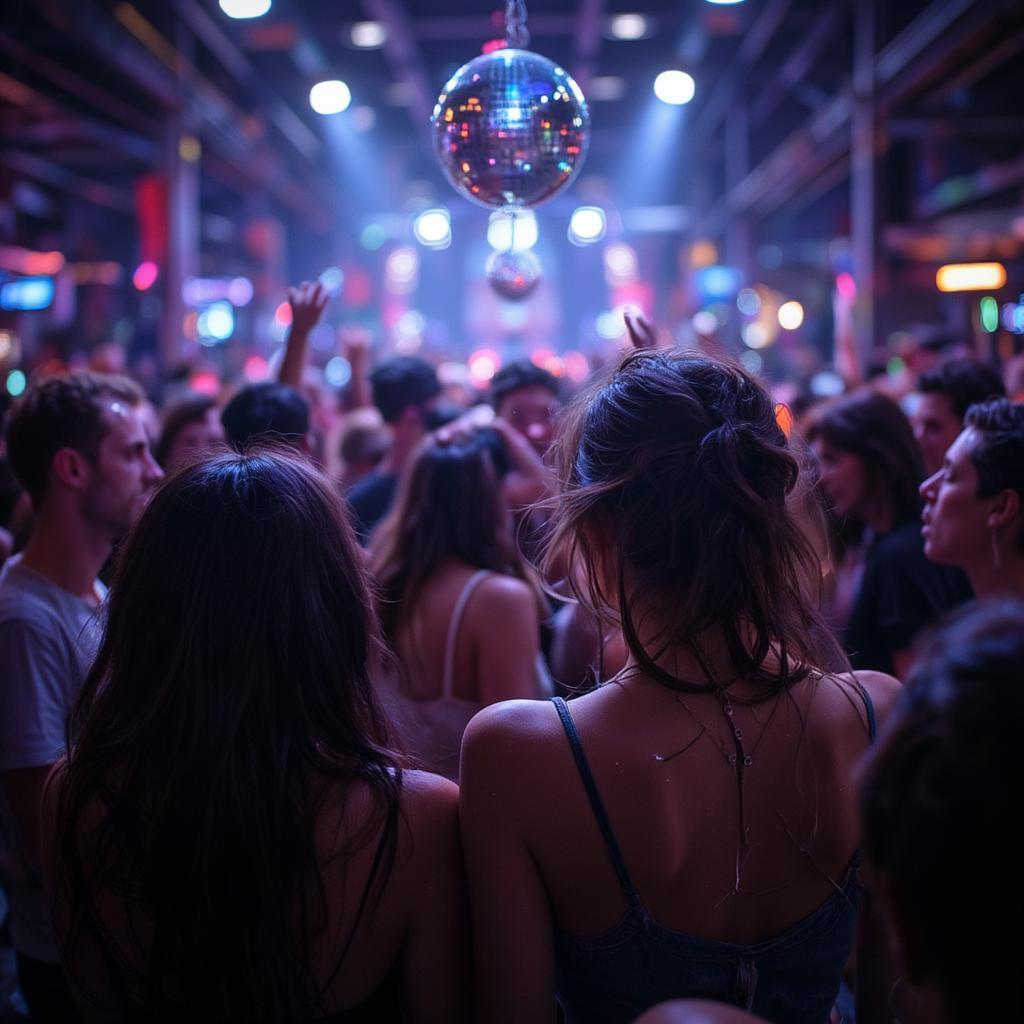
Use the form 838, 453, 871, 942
441, 570, 492, 698
551, 696, 639, 904
848, 676, 877, 742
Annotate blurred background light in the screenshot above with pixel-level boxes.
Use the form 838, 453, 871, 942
325, 356, 352, 387
487, 210, 538, 252
350, 21, 386, 48
608, 14, 649, 41
777, 300, 805, 330
413, 208, 452, 248
6, 369, 26, 397
980, 295, 999, 333
197, 301, 235, 343
132, 261, 159, 291
219, 0, 270, 18
654, 70, 695, 105
310, 80, 352, 115
569, 206, 606, 246
935, 262, 1006, 292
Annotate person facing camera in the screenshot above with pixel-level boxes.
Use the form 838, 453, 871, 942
920, 397, 1024, 599
460, 350, 900, 1024
41, 448, 469, 1022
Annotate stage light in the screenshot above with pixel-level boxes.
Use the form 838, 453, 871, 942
980, 296, 999, 333
386, 247, 419, 283
936, 263, 1006, 292
325, 356, 352, 387
468, 349, 500, 385
697, 265, 741, 299
219, 0, 270, 18
244, 356, 269, 382
569, 206, 606, 245
743, 323, 769, 349
197, 302, 234, 343
0, 277, 55, 311
778, 300, 805, 330
608, 14, 648, 40
310, 80, 351, 115
350, 21, 386, 48
6, 369, 26, 397
604, 244, 638, 281
413, 208, 452, 248
705, 0, 745, 5
654, 70, 695, 106
132, 261, 159, 291
736, 288, 761, 315
692, 311, 718, 336
487, 210, 538, 252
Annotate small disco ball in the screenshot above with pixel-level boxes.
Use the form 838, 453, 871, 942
486, 249, 541, 301
432, 48, 590, 209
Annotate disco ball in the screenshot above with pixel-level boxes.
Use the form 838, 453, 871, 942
486, 249, 541, 301
431, 48, 590, 209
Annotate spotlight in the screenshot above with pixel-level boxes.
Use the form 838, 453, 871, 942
777, 301, 805, 330
309, 80, 351, 115
487, 210, 538, 252
219, 0, 270, 18
413, 208, 452, 249
569, 206, 606, 246
654, 70, 696, 105
350, 21, 386, 48
608, 14, 648, 40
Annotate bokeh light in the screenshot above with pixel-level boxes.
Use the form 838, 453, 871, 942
654, 70, 696, 105
310, 80, 352, 115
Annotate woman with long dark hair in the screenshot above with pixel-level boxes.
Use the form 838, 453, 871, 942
807, 389, 971, 676
369, 419, 549, 781
460, 350, 900, 1024
41, 449, 469, 1022
859, 599, 1024, 1023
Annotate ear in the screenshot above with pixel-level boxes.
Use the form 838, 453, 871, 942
987, 488, 1020, 530
50, 448, 91, 493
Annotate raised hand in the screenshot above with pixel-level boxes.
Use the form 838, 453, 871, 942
287, 281, 330, 338
623, 309, 659, 350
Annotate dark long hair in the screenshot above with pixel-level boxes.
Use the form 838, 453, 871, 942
370, 429, 542, 637
806, 388, 923, 527
542, 348, 844, 696
56, 448, 401, 1021
860, 600, 1024, 1023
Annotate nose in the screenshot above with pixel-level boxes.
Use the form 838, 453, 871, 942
145, 449, 165, 485
919, 470, 939, 502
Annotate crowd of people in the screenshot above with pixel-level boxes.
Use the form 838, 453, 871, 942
0, 282, 1021, 1023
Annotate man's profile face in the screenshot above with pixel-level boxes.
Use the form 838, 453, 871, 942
913, 392, 961, 477
497, 385, 559, 458
81, 400, 164, 538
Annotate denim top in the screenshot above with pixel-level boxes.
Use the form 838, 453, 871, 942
551, 686, 875, 1024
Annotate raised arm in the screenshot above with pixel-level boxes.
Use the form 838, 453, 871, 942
339, 325, 374, 411
278, 281, 330, 389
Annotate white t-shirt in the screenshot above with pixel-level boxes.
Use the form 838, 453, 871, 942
0, 555, 105, 962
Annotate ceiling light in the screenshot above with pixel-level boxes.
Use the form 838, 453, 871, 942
309, 80, 351, 115
569, 206, 606, 245
350, 21, 386, 48
608, 14, 648, 40
219, 0, 271, 18
654, 70, 696, 105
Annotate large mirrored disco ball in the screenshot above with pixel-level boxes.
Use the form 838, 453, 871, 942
432, 48, 590, 209
486, 248, 541, 301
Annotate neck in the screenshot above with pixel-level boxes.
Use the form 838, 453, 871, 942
967, 548, 1024, 601
382, 426, 422, 474
19, 503, 111, 604
862, 501, 896, 536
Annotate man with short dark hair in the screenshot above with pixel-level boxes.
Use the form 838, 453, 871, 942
221, 381, 311, 452
0, 371, 163, 1020
914, 357, 1006, 475
488, 360, 561, 460
346, 357, 442, 541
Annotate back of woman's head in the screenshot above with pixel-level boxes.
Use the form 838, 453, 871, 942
61, 447, 399, 1020
806, 388, 923, 522
860, 600, 1024, 1023
370, 429, 520, 632
546, 348, 841, 691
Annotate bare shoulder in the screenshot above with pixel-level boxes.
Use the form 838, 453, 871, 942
399, 769, 459, 830
851, 669, 903, 730
462, 697, 560, 754
635, 1000, 768, 1024
472, 573, 534, 612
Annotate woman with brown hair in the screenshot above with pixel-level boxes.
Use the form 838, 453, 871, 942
41, 449, 469, 1022
807, 389, 971, 676
460, 349, 900, 1024
369, 416, 549, 781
